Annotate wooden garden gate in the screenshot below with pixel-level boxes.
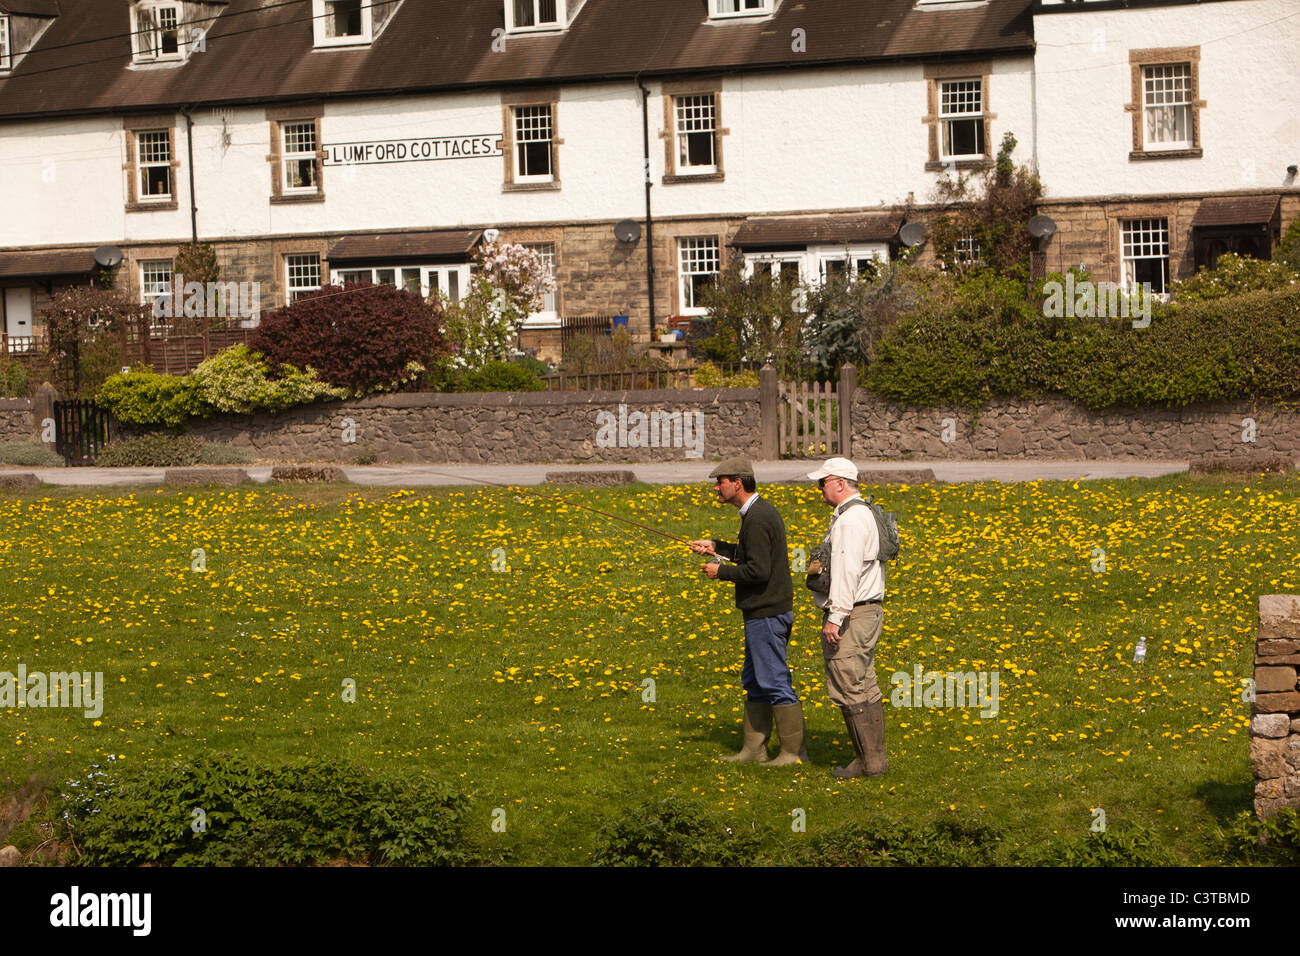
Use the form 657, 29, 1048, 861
760, 364, 856, 460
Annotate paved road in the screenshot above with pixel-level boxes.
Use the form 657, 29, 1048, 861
7, 458, 1190, 487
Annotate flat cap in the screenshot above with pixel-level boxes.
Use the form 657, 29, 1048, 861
708, 457, 755, 478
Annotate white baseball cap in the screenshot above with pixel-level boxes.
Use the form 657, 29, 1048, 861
807, 457, 859, 482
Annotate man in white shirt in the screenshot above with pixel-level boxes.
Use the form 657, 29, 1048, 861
807, 457, 887, 778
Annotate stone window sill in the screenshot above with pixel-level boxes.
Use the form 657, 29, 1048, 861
1129, 148, 1203, 161
503, 181, 562, 193
270, 192, 327, 204
663, 172, 725, 185
925, 158, 992, 172
126, 201, 179, 213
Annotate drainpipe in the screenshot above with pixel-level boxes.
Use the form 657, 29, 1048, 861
182, 106, 198, 241
636, 74, 656, 339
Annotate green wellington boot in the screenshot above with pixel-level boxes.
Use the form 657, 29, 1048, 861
831, 703, 868, 778
862, 698, 888, 776
721, 699, 772, 763
767, 702, 809, 767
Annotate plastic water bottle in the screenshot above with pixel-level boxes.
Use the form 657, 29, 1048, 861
1134, 637, 1147, 663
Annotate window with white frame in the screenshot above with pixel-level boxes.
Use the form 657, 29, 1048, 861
678, 237, 720, 315
744, 254, 803, 286
140, 260, 173, 322
286, 254, 323, 302
513, 105, 554, 182
333, 264, 471, 304
1121, 219, 1170, 295
133, 2, 183, 63
1142, 63, 1192, 150
522, 243, 558, 326
506, 0, 566, 32
313, 0, 372, 47
816, 246, 887, 284
137, 130, 174, 201
0, 16, 11, 72
675, 95, 717, 174
939, 79, 984, 159
710, 0, 773, 18
954, 233, 982, 266
282, 120, 321, 192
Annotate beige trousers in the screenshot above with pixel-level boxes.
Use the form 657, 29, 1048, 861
822, 603, 884, 708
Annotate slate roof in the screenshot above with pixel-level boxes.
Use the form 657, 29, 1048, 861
732, 213, 902, 248
0, 0, 1036, 120
1191, 195, 1282, 228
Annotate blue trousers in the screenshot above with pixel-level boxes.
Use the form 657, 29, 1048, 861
740, 611, 799, 705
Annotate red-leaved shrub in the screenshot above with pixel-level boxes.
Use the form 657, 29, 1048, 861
251, 283, 448, 393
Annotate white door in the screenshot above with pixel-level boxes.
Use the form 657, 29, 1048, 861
4, 287, 33, 340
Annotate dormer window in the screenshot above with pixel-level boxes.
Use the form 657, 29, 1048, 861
710, 0, 774, 18
313, 0, 373, 47
133, 2, 183, 63
506, 0, 567, 33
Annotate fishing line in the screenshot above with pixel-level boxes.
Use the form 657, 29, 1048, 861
413, 469, 733, 562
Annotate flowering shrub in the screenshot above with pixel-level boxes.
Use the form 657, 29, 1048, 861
190, 344, 344, 415
97, 367, 204, 429
1172, 252, 1299, 303
251, 282, 449, 393
442, 242, 555, 369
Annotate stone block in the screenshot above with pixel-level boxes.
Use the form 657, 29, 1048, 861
1255, 665, 1299, 693
1255, 796, 1300, 820
270, 465, 351, 483
1255, 778, 1284, 799
1288, 739, 1300, 774
1251, 714, 1291, 738
1254, 691, 1300, 715
163, 468, 249, 487
997, 426, 1025, 456
0, 473, 41, 491
1251, 737, 1289, 779
1189, 455, 1292, 476
1260, 595, 1300, 640
1287, 775, 1300, 799
1259, 639, 1300, 657
0, 845, 20, 867
544, 470, 638, 486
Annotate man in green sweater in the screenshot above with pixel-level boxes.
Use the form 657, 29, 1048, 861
689, 457, 807, 767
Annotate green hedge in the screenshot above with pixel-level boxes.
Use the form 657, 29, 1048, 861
867, 286, 1300, 410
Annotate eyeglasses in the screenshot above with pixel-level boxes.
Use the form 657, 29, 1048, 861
818, 477, 842, 489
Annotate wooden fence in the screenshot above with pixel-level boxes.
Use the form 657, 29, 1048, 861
2, 319, 256, 378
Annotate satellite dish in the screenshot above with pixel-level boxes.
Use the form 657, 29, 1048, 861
897, 222, 926, 248
1027, 215, 1057, 240
93, 245, 124, 267
614, 219, 642, 243
483, 228, 500, 243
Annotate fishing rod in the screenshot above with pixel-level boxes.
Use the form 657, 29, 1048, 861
415, 468, 734, 563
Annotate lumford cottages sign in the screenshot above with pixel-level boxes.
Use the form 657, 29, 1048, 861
324, 135, 503, 166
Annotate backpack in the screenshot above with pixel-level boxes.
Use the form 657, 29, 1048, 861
804, 497, 900, 596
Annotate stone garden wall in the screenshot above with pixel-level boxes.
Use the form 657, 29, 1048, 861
1251, 595, 1300, 819
181, 389, 761, 464
0, 400, 34, 443
3, 389, 1300, 464
852, 395, 1300, 461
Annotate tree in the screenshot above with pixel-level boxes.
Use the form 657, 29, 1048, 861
250, 283, 448, 394
928, 132, 1044, 279
441, 242, 555, 369
40, 287, 147, 397
697, 260, 806, 377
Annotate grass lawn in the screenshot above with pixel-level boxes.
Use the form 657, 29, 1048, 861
2, 472, 1297, 864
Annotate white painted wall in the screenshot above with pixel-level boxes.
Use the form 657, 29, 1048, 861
0, 57, 1036, 247
1034, 0, 1300, 198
